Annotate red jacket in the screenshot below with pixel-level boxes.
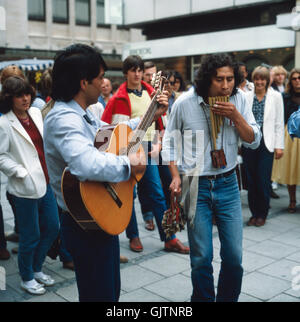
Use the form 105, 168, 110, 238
101, 80, 165, 130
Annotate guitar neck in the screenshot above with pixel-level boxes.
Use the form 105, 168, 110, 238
126, 90, 161, 155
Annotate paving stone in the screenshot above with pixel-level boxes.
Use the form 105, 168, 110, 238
144, 274, 192, 302
284, 288, 300, 299
0, 252, 19, 276
242, 226, 279, 242
268, 293, 300, 302
287, 251, 300, 263
139, 253, 190, 277
266, 217, 297, 232
46, 260, 76, 280
246, 240, 299, 260
238, 292, 262, 302
271, 230, 300, 248
5, 273, 23, 295
242, 250, 275, 273
258, 259, 300, 282
55, 283, 79, 302
119, 288, 168, 302
276, 213, 300, 225
120, 265, 164, 292
0, 285, 22, 302
242, 238, 258, 249
242, 272, 291, 301
120, 236, 163, 257
22, 292, 67, 302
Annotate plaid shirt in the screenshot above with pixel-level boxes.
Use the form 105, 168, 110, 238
252, 95, 266, 127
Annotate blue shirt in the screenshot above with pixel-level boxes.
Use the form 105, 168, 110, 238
252, 95, 266, 127
288, 106, 300, 139
43, 99, 140, 211
162, 88, 261, 176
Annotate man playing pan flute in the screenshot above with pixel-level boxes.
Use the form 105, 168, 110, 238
162, 53, 261, 302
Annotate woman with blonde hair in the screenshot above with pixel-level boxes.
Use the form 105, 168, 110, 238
241, 66, 284, 227
272, 68, 300, 213
271, 65, 288, 93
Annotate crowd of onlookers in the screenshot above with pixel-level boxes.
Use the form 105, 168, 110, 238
0, 55, 298, 296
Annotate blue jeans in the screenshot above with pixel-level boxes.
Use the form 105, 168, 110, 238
11, 185, 60, 281
61, 212, 120, 302
188, 172, 243, 302
0, 203, 6, 250
241, 139, 274, 219
140, 152, 172, 220
137, 143, 174, 242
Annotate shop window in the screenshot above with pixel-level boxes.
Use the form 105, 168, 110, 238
97, 0, 105, 26
75, 0, 90, 26
53, 0, 69, 23
28, 0, 46, 21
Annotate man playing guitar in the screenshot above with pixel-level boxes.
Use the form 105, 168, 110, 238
43, 44, 168, 302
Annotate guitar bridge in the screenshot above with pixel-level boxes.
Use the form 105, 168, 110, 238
103, 182, 123, 208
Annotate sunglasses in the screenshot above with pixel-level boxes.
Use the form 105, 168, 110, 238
291, 76, 300, 81
165, 80, 176, 86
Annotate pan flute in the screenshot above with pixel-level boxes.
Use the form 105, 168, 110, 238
208, 96, 229, 150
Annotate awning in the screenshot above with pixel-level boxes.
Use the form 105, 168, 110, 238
0, 59, 53, 71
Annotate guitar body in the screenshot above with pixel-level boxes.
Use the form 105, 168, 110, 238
61, 123, 145, 235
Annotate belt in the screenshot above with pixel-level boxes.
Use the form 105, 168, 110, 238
199, 168, 235, 181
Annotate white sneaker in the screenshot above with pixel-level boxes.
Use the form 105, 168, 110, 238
272, 182, 278, 190
34, 272, 55, 287
21, 279, 46, 295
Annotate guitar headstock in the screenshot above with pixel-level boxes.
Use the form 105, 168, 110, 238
151, 71, 166, 92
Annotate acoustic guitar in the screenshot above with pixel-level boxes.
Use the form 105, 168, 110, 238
61, 72, 166, 235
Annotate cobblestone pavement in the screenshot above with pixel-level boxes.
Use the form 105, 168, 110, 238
1, 172, 300, 302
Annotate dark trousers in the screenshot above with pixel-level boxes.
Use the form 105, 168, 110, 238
61, 212, 120, 302
241, 139, 274, 219
6, 191, 19, 234
0, 204, 6, 250
126, 186, 139, 240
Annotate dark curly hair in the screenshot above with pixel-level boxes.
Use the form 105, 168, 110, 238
194, 53, 242, 99
0, 76, 36, 114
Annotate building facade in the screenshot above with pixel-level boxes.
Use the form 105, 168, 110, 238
0, 0, 145, 78
122, 0, 297, 84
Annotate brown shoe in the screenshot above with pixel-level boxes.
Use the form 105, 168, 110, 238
255, 218, 266, 227
247, 217, 256, 226
129, 237, 143, 252
288, 200, 296, 213
12, 247, 18, 254
120, 255, 129, 263
0, 248, 10, 260
145, 219, 155, 231
5, 232, 19, 243
63, 261, 75, 271
164, 238, 190, 254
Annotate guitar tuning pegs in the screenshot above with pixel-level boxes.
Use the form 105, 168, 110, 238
151, 73, 156, 87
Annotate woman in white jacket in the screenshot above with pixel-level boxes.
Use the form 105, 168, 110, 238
241, 66, 284, 227
0, 76, 59, 295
